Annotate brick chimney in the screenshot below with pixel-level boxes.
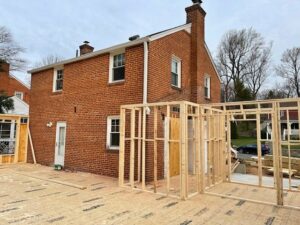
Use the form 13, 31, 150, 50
0, 60, 9, 73
79, 41, 94, 56
0, 61, 10, 93
185, 0, 206, 103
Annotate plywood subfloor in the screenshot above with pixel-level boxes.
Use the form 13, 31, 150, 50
206, 181, 300, 209
0, 164, 299, 225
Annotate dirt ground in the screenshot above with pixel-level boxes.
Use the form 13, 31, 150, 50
0, 164, 300, 225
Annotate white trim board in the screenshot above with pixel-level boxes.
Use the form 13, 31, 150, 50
204, 43, 222, 82
149, 23, 191, 41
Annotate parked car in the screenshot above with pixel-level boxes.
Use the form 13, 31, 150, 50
237, 144, 270, 155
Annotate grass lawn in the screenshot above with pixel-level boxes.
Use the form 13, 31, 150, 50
231, 136, 257, 147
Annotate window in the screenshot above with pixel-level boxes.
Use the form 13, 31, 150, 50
0, 122, 11, 139
15, 91, 24, 100
21, 118, 28, 124
53, 68, 64, 92
107, 116, 120, 150
171, 56, 181, 88
204, 76, 211, 99
109, 52, 125, 83
172, 106, 180, 113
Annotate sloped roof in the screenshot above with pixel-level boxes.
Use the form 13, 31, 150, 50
28, 24, 191, 74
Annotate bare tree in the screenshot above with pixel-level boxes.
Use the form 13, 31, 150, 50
216, 28, 272, 101
276, 47, 300, 97
245, 46, 272, 99
259, 82, 292, 100
34, 54, 64, 67
0, 26, 26, 71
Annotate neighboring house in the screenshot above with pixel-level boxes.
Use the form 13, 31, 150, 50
28, 1, 221, 177
261, 111, 300, 140
0, 61, 29, 158
7, 96, 29, 115
0, 61, 30, 105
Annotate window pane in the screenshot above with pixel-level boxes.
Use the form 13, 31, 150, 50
113, 67, 125, 81
205, 87, 208, 97
172, 60, 178, 73
118, 54, 122, 66
56, 79, 63, 90
57, 70, 64, 79
172, 72, 178, 86
115, 125, 119, 132
113, 53, 125, 68
120, 53, 125, 66
110, 133, 120, 147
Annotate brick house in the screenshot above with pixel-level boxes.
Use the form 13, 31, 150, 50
28, 1, 221, 178
0, 61, 30, 105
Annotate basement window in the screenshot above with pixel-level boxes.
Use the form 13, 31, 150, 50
53, 68, 64, 92
107, 116, 120, 150
204, 76, 211, 99
171, 56, 181, 88
109, 52, 125, 83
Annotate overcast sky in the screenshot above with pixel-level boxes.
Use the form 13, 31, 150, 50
1, 0, 300, 88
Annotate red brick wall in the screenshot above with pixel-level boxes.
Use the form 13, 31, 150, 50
29, 44, 144, 177
0, 62, 30, 104
148, 30, 191, 103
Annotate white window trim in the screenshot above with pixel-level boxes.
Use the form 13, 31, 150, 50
106, 115, 120, 150
109, 49, 125, 84
53, 67, 64, 92
171, 55, 182, 88
14, 91, 24, 100
204, 75, 211, 99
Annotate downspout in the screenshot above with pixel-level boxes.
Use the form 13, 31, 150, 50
143, 41, 149, 105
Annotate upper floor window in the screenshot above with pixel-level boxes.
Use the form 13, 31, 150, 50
106, 116, 120, 150
15, 91, 23, 100
204, 76, 211, 99
53, 68, 64, 92
109, 52, 125, 83
171, 56, 181, 88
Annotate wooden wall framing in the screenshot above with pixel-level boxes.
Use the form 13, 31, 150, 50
119, 98, 300, 208
118, 101, 226, 200
203, 98, 300, 207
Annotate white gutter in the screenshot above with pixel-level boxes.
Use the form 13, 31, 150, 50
143, 41, 149, 104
